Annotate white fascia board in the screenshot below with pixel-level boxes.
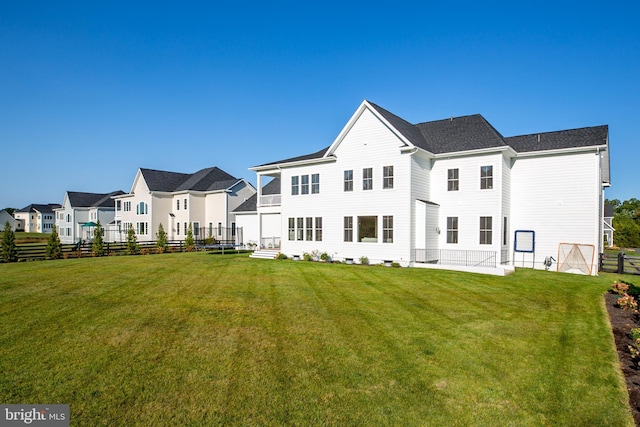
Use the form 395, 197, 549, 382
512, 144, 607, 158
250, 156, 336, 172
433, 145, 516, 159
400, 146, 434, 159
111, 193, 131, 200
325, 100, 414, 157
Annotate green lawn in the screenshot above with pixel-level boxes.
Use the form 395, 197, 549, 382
0, 253, 635, 426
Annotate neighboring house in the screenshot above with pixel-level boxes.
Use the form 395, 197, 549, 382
0, 209, 20, 231
112, 167, 256, 242
603, 203, 615, 247
54, 191, 125, 244
13, 204, 61, 233
244, 100, 610, 275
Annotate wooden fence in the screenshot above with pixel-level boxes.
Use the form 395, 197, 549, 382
0, 240, 246, 262
600, 252, 640, 275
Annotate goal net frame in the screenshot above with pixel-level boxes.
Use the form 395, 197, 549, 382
557, 243, 595, 275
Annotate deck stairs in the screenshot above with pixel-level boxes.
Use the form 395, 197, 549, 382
249, 249, 280, 260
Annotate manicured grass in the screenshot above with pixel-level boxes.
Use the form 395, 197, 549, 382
0, 253, 635, 426
14, 232, 49, 243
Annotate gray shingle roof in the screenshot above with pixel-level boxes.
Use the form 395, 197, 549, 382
504, 125, 608, 153
67, 191, 125, 208
233, 178, 281, 213
16, 203, 61, 214
256, 146, 330, 167
254, 101, 608, 167
416, 115, 508, 153
140, 167, 238, 192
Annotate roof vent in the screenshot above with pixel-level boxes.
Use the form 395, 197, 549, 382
537, 134, 541, 143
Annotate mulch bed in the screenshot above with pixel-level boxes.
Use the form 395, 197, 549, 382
605, 292, 640, 425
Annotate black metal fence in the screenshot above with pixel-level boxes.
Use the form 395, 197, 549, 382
600, 252, 640, 275
414, 249, 497, 268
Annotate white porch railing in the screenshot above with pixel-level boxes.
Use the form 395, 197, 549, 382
259, 194, 281, 207
261, 237, 281, 250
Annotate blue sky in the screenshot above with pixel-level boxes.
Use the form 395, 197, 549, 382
1, 1, 638, 209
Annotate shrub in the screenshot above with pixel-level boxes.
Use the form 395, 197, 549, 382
126, 225, 139, 255
156, 223, 169, 253
276, 253, 288, 260
320, 252, 330, 262
92, 221, 105, 257
391, 262, 401, 268
184, 224, 195, 252
303, 252, 313, 262
46, 225, 62, 260
630, 328, 640, 341
611, 281, 630, 295
359, 256, 369, 265
1, 221, 17, 262
616, 293, 638, 311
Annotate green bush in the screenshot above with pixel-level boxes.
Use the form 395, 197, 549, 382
359, 256, 369, 265
276, 253, 288, 260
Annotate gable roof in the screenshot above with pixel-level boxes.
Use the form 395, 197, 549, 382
16, 203, 61, 214
67, 191, 125, 208
140, 167, 238, 193
233, 178, 281, 213
254, 100, 609, 168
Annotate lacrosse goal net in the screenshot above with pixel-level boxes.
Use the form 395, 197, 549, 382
557, 243, 595, 275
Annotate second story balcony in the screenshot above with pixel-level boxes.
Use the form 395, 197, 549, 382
259, 194, 281, 207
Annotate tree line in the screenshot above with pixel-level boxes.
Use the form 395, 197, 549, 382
606, 198, 640, 249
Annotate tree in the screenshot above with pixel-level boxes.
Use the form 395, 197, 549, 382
606, 198, 640, 248
184, 223, 195, 251
1, 221, 17, 262
156, 223, 168, 253
126, 225, 139, 255
46, 225, 62, 260
92, 220, 105, 256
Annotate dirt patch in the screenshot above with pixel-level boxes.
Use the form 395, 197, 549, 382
605, 292, 640, 425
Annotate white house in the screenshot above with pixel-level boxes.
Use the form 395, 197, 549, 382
112, 166, 256, 242
0, 210, 20, 231
13, 204, 60, 233
243, 100, 610, 275
54, 191, 125, 244
603, 203, 615, 247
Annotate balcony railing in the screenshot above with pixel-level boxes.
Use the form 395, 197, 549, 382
259, 194, 281, 207
414, 249, 497, 268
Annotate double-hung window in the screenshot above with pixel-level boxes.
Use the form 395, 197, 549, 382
383, 166, 394, 189
383, 216, 393, 243
301, 175, 309, 195
305, 217, 313, 241
288, 218, 295, 240
448, 168, 459, 191
363, 168, 373, 190
311, 174, 320, 194
344, 216, 353, 242
315, 217, 322, 241
296, 218, 304, 240
447, 217, 458, 244
344, 170, 353, 192
480, 216, 492, 244
291, 176, 299, 195
480, 166, 493, 189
